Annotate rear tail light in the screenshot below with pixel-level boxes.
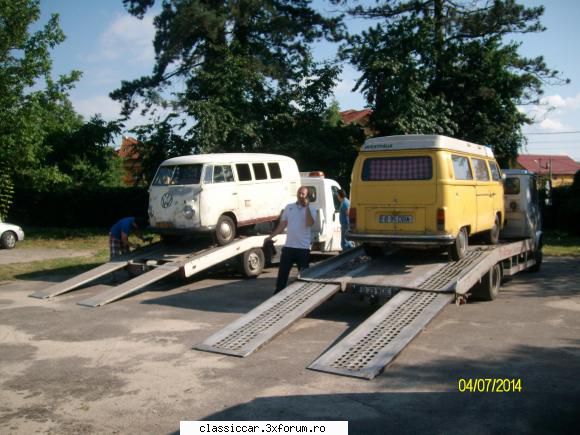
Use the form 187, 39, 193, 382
349, 207, 357, 230
437, 208, 445, 231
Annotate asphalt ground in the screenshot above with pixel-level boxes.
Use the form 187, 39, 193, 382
0, 255, 579, 434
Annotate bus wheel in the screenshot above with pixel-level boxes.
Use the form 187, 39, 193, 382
215, 215, 236, 245
240, 248, 265, 278
472, 263, 502, 301
449, 227, 468, 261
484, 214, 500, 245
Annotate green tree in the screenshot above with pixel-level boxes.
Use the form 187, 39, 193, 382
343, 0, 567, 164
112, 0, 345, 156
0, 0, 83, 189
0, 0, 126, 194
45, 115, 126, 188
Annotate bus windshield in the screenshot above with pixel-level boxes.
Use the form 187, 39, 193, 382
152, 164, 203, 186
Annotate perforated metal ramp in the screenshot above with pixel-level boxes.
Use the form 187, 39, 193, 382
29, 261, 130, 299
77, 264, 181, 307
195, 280, 341, 357
308, 290, 453, 379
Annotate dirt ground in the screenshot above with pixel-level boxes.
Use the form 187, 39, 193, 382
0, 255, 579, 434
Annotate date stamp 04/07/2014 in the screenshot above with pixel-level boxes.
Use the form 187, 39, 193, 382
458, 378, 522, 393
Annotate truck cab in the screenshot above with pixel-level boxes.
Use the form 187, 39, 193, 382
500, 169, 543, 270
300, 172, 343, 252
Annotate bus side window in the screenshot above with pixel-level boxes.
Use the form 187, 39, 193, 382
204, 165, 213, 184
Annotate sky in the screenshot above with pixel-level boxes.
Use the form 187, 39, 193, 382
38, 0, 580, 161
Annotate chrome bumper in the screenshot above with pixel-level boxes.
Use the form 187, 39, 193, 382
347, 231, 455, 246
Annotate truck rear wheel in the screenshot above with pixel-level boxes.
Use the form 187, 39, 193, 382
528, 245, 543, 273
472, 263, 502, 301
449, 227, 468, 261
240, 248, 265, 278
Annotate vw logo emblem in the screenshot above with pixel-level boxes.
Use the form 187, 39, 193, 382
161, 192, 173, 208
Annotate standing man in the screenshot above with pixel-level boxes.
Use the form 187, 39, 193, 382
109, 217, 145, 260
337, 189, 354, 250
266, 186, 316, 294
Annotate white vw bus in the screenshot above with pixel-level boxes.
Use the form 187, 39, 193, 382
148, 153, 300, 244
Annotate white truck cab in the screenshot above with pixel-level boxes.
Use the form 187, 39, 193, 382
500, 169, 543, 270
501, 169, 542, 240
301, 172, 343, 252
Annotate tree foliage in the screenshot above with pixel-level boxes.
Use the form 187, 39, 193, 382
0, 0, 125, 195
343, 0, 567, 164
113, 0, 348, 160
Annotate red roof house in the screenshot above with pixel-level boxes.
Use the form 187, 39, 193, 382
516, 154, 580, 186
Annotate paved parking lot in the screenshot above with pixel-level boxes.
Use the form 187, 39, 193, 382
0, 256, 579, 434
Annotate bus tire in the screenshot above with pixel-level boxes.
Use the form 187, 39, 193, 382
449, 227, 468, 261
484, 214, 500, 245
215, 215, 236, 246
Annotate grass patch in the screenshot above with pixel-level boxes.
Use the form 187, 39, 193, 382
543, 230, 580, 257
0, 254, 109, 282
1, 227, 157, 282
20, 227, 109, 250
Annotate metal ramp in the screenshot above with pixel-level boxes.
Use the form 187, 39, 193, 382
29, 236, 277, 307
77, 263, 181, 307
76, 237, 274, 307
29, 261, 131, 299
28, 243, 170, 300
194, 280, 341, 357
308, 291, 453, 379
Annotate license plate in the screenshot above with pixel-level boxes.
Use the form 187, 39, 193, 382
379, 215, 413, 224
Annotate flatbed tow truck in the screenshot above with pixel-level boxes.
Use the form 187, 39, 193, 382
29, 170, 542, 380
194, 238, 540, 379
28, 171, 342, 307
194, 170, 543, 379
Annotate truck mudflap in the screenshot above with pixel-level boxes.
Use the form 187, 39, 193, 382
308, 290, 453, 379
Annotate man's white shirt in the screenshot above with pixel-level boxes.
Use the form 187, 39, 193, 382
281, 202, 316, 249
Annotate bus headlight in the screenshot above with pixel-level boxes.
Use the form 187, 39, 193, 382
183, 205, 195, 219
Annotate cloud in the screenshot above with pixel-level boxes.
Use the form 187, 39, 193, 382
540, 93, 580, 109
519, 92, 580, 132
539, 118, 566, 131
89, 13, 155, 65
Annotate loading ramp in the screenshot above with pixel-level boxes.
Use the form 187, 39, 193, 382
29, 243, 167, 299
29, 235, 280, 307
195, 241, 537, 379
308, 291, 453, 379
195, 280, 341, 357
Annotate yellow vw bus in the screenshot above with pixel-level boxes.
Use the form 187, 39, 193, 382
347, 135, 504, 260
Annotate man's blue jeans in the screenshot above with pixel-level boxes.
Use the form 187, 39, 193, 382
275, 247, 310, 293
341, 225, 354, 250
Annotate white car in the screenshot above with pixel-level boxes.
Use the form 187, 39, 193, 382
0, 218, 25, 249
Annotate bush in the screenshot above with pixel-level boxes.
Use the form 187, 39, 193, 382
8, 186, 149, 228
